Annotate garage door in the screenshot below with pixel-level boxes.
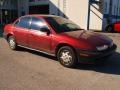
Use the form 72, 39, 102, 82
29, 5, 49, 14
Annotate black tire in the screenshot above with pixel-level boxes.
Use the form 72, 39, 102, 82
8, 36, 17, 50
106, 26, 114, 32
57, 46, 78, 68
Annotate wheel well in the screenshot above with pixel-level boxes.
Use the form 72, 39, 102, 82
6, 34, 13, 41
108, 25, 113, 28
55, 43, 77, 56
105, 25, 114, 32
106, 25, 113, 30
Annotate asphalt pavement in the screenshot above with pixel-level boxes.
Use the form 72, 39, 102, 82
0, 30, 120, 90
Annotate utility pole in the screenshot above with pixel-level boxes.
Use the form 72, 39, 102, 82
87, 0, 101, 30
87, 0, 91, 30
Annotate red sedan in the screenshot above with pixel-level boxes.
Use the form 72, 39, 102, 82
4, 15, 117, 68
105, 22, 120, 32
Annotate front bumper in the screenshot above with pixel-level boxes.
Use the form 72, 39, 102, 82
76, 44, 117, 64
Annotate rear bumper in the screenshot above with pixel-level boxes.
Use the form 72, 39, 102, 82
3, 33, 7, 40
76, 44, 117, 64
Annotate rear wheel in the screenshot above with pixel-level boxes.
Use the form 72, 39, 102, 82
106, 26, 114, 32
57, 46, 78, 68
8, 36, 17, 50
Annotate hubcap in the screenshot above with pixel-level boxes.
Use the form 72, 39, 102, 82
9, 38, 15, 48
108, 27, 112, 32
60, 50, 72, 64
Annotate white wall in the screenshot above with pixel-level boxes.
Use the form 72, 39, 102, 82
65, 0, 89, 30
89, 4, 103, 30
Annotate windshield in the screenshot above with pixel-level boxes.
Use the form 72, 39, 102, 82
44, 17, 82, 33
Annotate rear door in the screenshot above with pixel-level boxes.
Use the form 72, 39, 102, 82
13, 17, 31, 46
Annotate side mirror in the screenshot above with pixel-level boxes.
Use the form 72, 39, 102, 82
40, 27, 51, 35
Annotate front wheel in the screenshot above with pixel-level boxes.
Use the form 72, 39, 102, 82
57, 46, 78, 68
8, 36, 17, 50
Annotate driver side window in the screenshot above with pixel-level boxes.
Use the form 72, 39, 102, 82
31, 17, 49, 32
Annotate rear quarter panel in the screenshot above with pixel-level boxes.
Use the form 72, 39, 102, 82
4, 24, 14, 38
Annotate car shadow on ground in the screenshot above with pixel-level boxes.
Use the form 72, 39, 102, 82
0, 31, 3, 37
75, 52, 120, 75
16, 47, 57, 60
17, 47, 120, 75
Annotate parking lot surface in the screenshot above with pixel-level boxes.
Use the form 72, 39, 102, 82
0, 32, 120, 90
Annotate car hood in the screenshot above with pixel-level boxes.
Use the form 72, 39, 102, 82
62, 30, 113, 47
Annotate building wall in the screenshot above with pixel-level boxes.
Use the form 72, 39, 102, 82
60, 0, 103, 30
29, 0, 49, 6
4, 0, 120, 31
49, 0, 60, 15
65, 0, 88, 29
0, 0, 18, 24
89, 3, 103, 30
27, 0, 65, 16
102, 0, 110, 30
102, 0, 120, 30
17, 0, 102, 30
17, 0, 89, 29
2, 0, 17, 10
18, 0, 29, 16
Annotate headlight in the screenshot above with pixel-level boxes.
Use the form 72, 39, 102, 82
96, 45, 108, 51
110, 42, 113, 47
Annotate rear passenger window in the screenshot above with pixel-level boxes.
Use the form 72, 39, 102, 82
16, 17, 31, 29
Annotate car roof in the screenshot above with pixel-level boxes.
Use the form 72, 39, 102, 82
23, 14, 60, 18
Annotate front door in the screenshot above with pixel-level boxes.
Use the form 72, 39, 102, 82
28, 17, 52, 53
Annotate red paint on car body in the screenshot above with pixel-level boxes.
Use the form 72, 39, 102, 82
4, 15, 117, 64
